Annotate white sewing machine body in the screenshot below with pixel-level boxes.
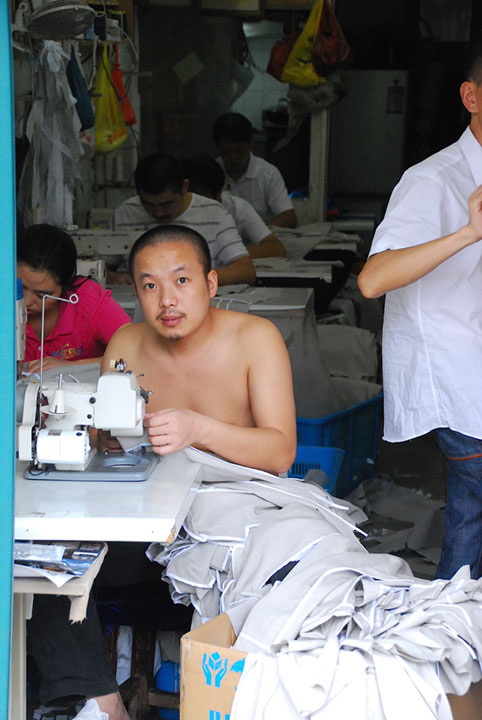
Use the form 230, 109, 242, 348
76, 258, 106, 288
17, 361, 151, 475
70, 229, 141, 262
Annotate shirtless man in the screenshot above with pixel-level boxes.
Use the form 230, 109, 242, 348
103, 224, 296, 473
29, 224, 296, 720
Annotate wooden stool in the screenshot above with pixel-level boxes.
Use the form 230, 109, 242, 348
106, 626, 180, 720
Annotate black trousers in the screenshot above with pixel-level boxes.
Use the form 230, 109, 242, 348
27, 543, 193, 704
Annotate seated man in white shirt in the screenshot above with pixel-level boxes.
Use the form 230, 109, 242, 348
182, 154, 286, 258
213, 113, 297, 229
115, 153, 255, 286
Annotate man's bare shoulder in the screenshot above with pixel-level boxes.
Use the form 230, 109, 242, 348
212, 307, 284, 343
108, 321, 146, 345
103, 321, 148, 364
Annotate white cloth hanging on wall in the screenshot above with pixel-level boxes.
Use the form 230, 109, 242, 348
17, 40, 83, 228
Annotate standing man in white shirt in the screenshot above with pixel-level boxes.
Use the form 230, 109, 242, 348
213, 112, 297, 229
358, 42, 482, 581
115, 153, 255, 286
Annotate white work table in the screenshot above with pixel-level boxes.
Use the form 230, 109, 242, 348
253, 257, 336, 282
212, 285, 312, 313
11, 450, 202, 720
15, 451, 202, 543
311, 239, 359, 253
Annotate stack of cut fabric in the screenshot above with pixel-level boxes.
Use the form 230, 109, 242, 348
147, 448, 482, 719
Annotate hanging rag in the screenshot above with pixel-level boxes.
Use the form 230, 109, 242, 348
66, 46, 95, 131
17, 40, 84, 228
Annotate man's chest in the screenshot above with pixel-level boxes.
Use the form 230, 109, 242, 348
138, 355, 251, 420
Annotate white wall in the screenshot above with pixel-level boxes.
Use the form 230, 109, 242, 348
231, 20, 288, 131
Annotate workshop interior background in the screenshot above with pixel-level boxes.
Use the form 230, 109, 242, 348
11, 0, 481, 232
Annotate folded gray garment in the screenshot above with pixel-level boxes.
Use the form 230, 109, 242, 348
147, 452, 482, 715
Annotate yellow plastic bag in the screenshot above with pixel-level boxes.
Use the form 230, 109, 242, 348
281, 0, 325, 88
93, 46, 128, 153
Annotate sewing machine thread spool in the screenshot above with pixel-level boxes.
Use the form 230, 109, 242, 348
42, 374, 75, 417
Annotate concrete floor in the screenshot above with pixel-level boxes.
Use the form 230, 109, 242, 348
363, 427, 448, 580
376, 429, 446, 502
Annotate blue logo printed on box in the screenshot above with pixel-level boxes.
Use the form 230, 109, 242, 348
202, 654, 246, 689
209, 712, 231, 720
202, 652, 228, 687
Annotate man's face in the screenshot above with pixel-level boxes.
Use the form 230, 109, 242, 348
217, 140, 251, 179
133, 241, 218, 342
139, 187, 186, 223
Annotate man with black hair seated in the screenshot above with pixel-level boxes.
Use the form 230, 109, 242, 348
213, 112, 297, 229
182, 154, 286, 258
115, 152, 256, 286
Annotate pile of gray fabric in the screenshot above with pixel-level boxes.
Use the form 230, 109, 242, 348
147, 448, 482, 719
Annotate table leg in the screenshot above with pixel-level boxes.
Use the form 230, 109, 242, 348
9, 593, 29, 720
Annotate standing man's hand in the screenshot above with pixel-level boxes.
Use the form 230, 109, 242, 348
144, 409, 203, 454
467, 185, 482, 241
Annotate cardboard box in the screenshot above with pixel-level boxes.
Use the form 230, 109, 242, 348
181, 613, 482, 720
181, 613, 246, 720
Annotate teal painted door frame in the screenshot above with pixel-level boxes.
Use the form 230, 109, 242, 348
0, 3, 17, 717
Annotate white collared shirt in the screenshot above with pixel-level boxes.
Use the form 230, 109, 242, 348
221, 191, 270, 246
369, 127, 482, 442
217, 153, 294, 222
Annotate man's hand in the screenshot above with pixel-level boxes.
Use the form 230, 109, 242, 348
96, 429, 123, 453
467, 185, 482, 241
144, 409, 202, 455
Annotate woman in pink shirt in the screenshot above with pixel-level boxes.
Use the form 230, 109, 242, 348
17, 224, 131, 372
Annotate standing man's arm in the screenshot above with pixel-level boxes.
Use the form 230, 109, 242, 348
144, 320, 297, 474
358, 184, 482, 298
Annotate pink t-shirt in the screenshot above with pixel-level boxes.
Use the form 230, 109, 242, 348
25, 278, 131, 362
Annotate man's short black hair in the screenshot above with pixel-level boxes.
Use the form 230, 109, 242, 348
182, 154, 225, 199
135, 153, 185, 196
129, 224, 212, 280
212, 113, 253, 145
464, 39, 482, 84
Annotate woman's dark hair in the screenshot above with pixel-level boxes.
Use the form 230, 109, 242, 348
212, 113, 253, 145
129, 224, 212, 280
17, 224, 78, 291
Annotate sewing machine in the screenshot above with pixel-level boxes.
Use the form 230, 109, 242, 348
76, 258, 106, 288
17, 359, 158, 481
70, 229, 141, 263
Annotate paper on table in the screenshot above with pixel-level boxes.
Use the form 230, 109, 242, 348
14, 563, 74, 588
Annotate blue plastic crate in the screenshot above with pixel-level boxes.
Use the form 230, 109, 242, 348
296, 393, 383, 497
155, 661, 180, 719
288, 446, 345, 495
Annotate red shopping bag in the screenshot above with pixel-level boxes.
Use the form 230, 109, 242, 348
111, 45, 137, 127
